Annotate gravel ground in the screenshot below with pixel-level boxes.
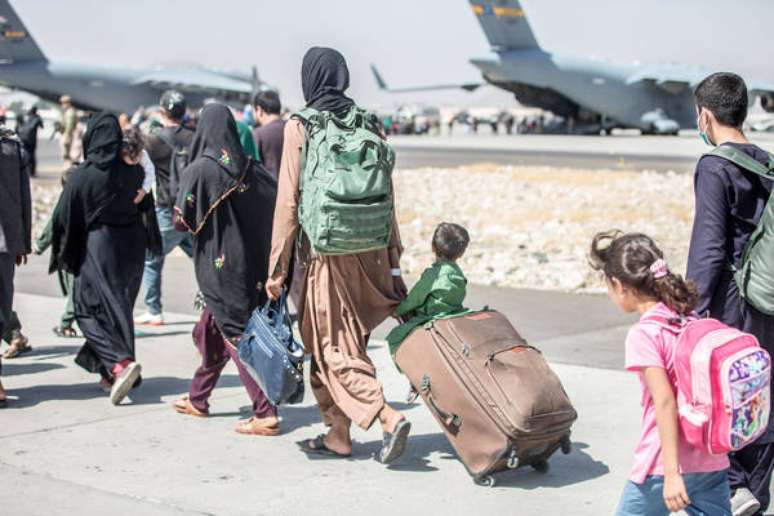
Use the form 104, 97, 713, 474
31, 164, 695, 293
394, 164, 695, 292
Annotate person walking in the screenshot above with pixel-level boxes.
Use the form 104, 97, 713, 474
0, 125, 31, 407
171, 103, 279, 436
266, 47, 410, 463
51, 113, 156, 405
251, 90, 285, 180
58, 95, 77, 167
135, 91, 194, 326
18, 106, 43, 177
687, 72, 774, 516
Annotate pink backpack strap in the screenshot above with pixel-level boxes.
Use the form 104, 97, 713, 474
639, 312, 696, 335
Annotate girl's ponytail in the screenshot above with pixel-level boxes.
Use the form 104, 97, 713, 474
589, 231, 699, 316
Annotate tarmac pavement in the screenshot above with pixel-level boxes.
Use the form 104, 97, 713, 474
9, 134, 774, 513
3, 292, 634, 516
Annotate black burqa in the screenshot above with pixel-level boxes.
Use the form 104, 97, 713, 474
302, 47, 355, 118
175, 103, 277, 339
51, 112, 149, 377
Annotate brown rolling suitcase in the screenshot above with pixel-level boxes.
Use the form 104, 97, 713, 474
395, 309, 577, 486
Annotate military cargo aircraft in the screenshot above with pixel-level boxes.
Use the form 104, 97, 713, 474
373, 0, 774, 135
0, 0, 269, 113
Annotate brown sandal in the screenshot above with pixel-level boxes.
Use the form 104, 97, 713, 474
3, 335, 31, 359
235, 416, 280, 436
172, 396, 208, 418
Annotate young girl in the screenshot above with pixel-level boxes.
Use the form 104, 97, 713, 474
120, 127, 155, 205
589, 230, 731, 515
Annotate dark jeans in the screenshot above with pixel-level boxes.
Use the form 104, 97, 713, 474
1, 310, 21, 342
0, 253, 15, 375
188, 307, 276, 418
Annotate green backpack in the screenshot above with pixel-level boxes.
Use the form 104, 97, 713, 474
709, 145, 774, 315
294, 106, 396, 256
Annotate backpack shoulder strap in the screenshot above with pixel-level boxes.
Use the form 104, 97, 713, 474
706, 145, 774, 179
639, 313, 691, 335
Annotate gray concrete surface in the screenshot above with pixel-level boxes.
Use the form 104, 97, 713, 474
3, 293, 633, 516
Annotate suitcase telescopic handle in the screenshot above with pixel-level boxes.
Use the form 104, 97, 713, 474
420, 374, 461, 429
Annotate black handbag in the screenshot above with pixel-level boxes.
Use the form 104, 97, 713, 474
237, 289, 304, 406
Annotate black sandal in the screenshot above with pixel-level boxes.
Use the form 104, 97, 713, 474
378, 419, 412, 464
297, 434, 351, 458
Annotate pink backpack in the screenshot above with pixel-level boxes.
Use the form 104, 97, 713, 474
643, 314, 771, 454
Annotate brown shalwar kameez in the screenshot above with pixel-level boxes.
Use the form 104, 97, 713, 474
268, 119, 403, 430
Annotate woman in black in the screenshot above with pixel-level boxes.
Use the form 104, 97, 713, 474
172, 103, 280, 436
52, 112, 153, 405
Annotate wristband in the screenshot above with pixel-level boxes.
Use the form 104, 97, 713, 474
390, 268, 402, 277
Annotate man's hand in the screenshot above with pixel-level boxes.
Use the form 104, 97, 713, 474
15, 255, 27, 266
265, 276, 283, 301
133, 188, 147, 204
663, 471, 690, 513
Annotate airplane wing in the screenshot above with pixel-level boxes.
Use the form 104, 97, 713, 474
371, 64, 483, 93
625, 67, 704, 94
131, 68, 253, 96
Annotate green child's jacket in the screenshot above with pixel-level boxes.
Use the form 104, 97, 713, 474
386, 261, 468, 357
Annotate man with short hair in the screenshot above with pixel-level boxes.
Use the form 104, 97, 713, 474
687, 72, 774, 516
134, 90, 194, 326
251, 90, 285, 180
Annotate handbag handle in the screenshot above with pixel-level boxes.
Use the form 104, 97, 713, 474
262, 288, 291, 331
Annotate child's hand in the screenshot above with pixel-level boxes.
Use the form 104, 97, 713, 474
663, 471, 690, 512
133, 188, 147, 204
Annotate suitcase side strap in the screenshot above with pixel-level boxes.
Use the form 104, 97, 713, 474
420, 374, 462, 429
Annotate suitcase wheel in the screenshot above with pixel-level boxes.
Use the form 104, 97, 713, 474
531, 460, 550, 474
560, 435, 572, 455
473, 475, 496, 488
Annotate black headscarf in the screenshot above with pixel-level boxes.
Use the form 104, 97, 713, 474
50, 112, 151, 274
82, 113, 122, 169
176, 103, 248, 234
174, 103, 278, 338
302, 47, 355, 119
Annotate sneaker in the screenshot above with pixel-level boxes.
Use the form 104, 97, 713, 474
134, 312, 163, 326
110, 362, 142, 406
731, 488, 761, 516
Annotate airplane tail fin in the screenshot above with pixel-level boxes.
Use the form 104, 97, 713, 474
469, 0, 539, 51
0, 0, 46, 63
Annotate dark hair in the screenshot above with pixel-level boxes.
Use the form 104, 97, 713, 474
589, 230, 698, 316
432, 222, 470, 261
252, 90, 281, 115
121, 127, 145, 160
694, 72, 748, 128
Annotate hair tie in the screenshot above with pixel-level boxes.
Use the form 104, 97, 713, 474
650, 259, 668, 279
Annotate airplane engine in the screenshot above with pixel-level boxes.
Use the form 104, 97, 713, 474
761, 93, 774, 113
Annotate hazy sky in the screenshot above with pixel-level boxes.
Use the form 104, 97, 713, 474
13, 0, 774, 109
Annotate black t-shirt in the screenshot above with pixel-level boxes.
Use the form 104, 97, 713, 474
252, 119, 286, 180
145, 124, 194, 208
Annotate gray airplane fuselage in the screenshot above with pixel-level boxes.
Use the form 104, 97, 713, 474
472, 49, 697, 130
0, 61, 210, 113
